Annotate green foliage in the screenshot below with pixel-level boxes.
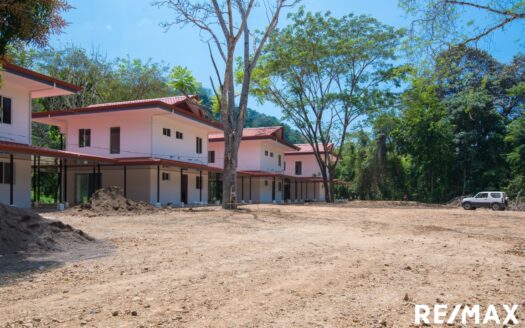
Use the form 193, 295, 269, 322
339, 46, 525, 203
169, 65, 201, 96
253, 8, 403, 201
0, 0, 71, 56
505, 118, 525, 178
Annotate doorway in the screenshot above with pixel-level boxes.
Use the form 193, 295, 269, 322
75, 173, 100, 203
284, 179, 291, 201
181, 174, 188, 204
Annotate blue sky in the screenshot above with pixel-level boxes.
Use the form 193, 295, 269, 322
49, 0, 523, 117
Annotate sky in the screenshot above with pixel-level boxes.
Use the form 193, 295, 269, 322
49, 0, 524, 118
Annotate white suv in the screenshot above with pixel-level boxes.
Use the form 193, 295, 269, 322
461, 191, 509, 211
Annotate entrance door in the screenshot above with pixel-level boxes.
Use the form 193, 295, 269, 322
75, 173, 101, 203
272, 179, 276, 201
181, 174, 188, 204
284, 179, 291, 201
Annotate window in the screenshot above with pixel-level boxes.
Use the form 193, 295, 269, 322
270, 152, 274, 157
0, 162, 13, 184
295, 161, 302, 175
490, 192, 501, 198
278, 181, 282, 192
162, 172, 170, 181
110, 127, 120, 154
79, 129, 91, 147
196, 137, 203, 154
0, 96, 12, 125
264, 180, 268, 186
278, 154, 282, 166
475, 193, 488, 198
196, 176, 202, 189
176, 131, 183, 139
264, 150, 268, 156
284, 162, 286, 170
163, 128, 171, 137
208, 150, 215, 163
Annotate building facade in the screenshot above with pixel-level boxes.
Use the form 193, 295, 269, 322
33, 97, 222, 206
0, 61, 115, 208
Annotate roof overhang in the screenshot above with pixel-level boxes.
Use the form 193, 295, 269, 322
32, 101, 223, 131
209, 135, 300, 150
113, 157, 223, 172
1, 61, 80, 98
0, 141, 114, 163
238, 170, 326, 182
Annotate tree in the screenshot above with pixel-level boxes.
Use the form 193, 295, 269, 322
400, 0, 525, 57
505, 117, 525, 197
435, 46, 507, 194
393, 76, 455, 202
154, 0, 297, 209
0, 0, 71, 57
252, 9, 402, 202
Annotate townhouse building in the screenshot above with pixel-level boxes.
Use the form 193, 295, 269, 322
33, 97, 222, 206
0, 61, 113, 208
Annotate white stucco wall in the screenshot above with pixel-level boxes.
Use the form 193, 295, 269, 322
65, 165, 208, 206
0, 80, 31, 145
0, 155, 31, 208
63, 111, 152, 158
151, 115, 211, 165
284, 153, 325, 178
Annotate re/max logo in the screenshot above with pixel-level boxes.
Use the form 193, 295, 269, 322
415, 304, 520, 325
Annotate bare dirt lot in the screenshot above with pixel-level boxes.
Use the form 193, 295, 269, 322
1, 203, 525, 327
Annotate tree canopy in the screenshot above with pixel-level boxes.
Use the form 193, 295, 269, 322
0, 0, 71, 57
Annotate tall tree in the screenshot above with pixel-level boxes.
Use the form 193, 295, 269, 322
155, 0, 297, 209
505, 117, 525, 197
0, 0, 71, 57
400, 0, 525, 57
252, 9, 402, 202
393, 75, 455, 202
435, 46, 507, 194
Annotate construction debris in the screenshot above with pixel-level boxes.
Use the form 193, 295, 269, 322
69, 186, 157, 216
0, 203, 94, 255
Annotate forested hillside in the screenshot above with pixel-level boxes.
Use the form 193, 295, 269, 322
339, 46, 524, 202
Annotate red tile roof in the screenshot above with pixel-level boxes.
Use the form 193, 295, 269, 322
113, 157, 222, 172
1, 61, 81, 93
0, 140, 114, 163
285, 143, 334, 155
87, 96, 190, 108
237, 170, 333, 182
209, 126, 299, 150
32, 96, 223, 130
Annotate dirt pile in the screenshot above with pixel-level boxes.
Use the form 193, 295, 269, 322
0, 203, 94, 255
70, 186, 157, 216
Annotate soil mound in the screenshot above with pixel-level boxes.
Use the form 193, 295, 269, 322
70, 186, 156, 216
0, 203, 94, 255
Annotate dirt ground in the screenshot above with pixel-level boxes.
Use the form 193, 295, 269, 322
1, 203, 525, 327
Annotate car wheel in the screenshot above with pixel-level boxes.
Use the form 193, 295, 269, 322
463, 202, 472, 210
491, 203, 501, 211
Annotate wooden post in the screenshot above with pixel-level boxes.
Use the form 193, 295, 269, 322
9, 154, 14, 206
32, 155, 36, 203
37, 156, 41, 202
123, 166, 127, 198
273, 176, 276, 202
241, 176, 244, 202
58, 159, 62, 203
199, 170, 203, 202
64, 159, 68, 203
157, 165, 160, 204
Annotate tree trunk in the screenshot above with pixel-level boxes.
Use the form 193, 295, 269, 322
222, 130, 239, 209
